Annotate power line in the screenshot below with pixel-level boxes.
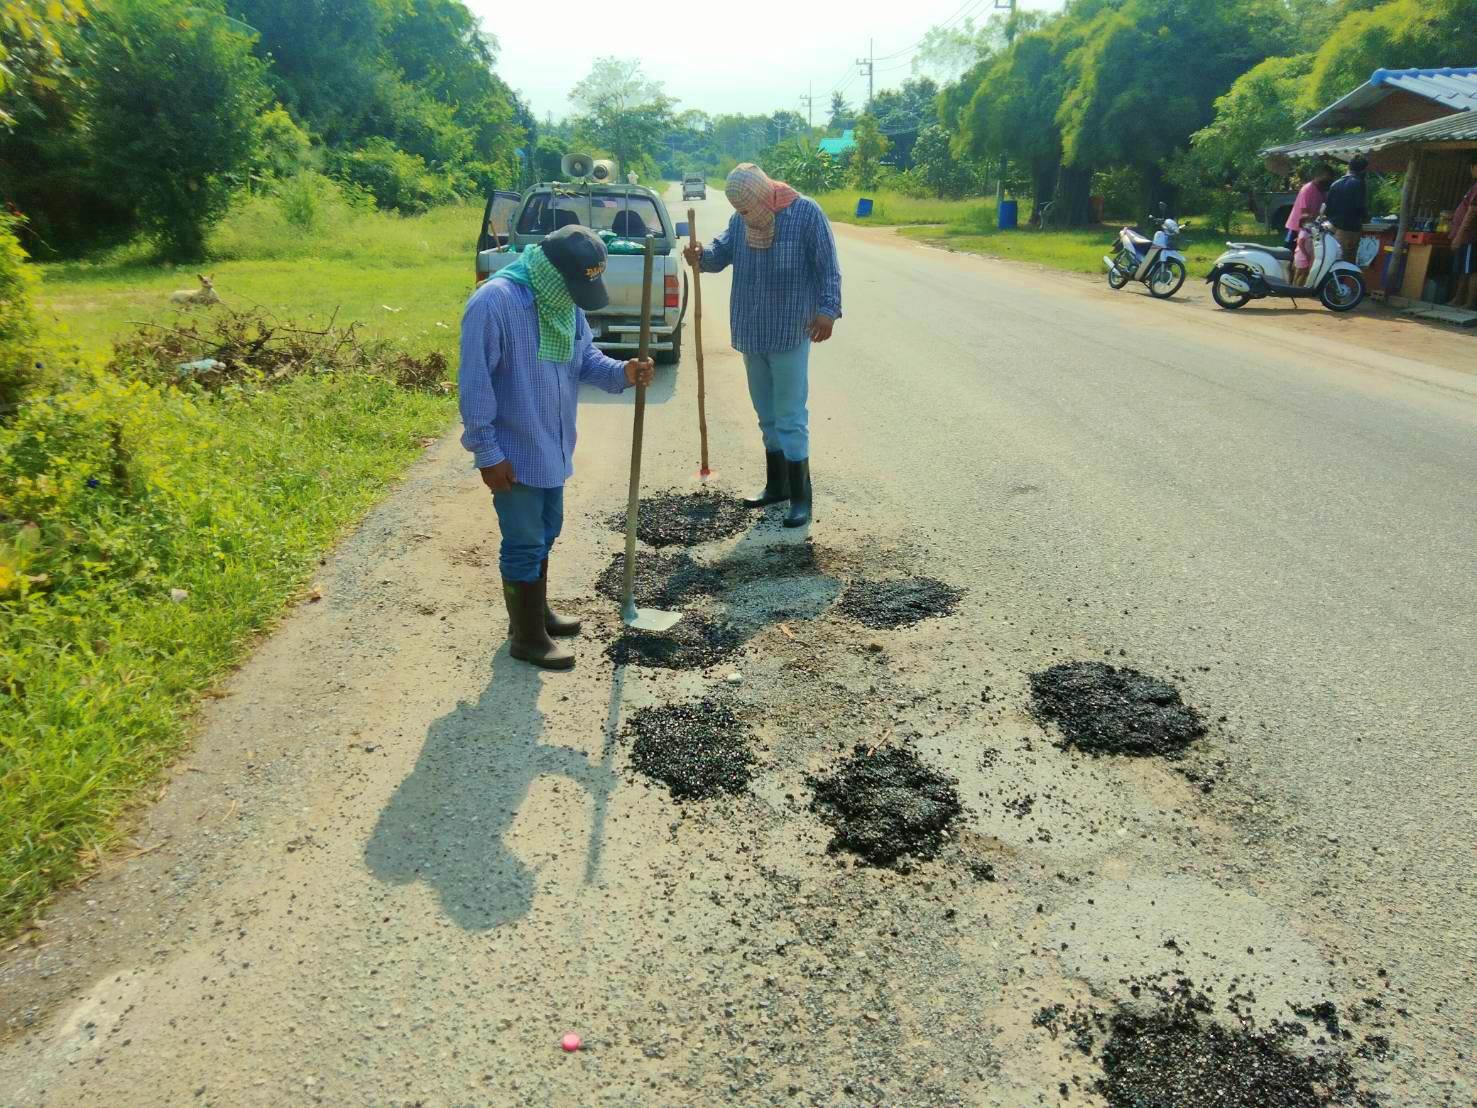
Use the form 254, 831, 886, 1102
872, 0, 989, 63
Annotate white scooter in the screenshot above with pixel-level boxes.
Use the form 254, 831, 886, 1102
1104, 213, 1188, 299
1206, 215, 1366, 312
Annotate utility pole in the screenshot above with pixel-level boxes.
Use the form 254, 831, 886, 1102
995, 0, 1018, 207
856, 39, 874, 113
800, 82, 815, 133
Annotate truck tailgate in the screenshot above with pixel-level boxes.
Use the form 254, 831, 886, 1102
601, 256, 666, 314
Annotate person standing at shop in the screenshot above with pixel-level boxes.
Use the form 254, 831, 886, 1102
1324, 156, 1370, 265
1446, 155, 1477, 310
684, 163, 842, 529
1286, 164, 1335, 286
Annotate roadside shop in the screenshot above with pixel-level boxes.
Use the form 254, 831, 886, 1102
1263, 67, 1477, 323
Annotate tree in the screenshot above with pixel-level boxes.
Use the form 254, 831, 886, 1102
1305, 0, 1477, 108
0, 0, 87, 125
828, 91, 854, 132
1053, 0, 1287, 218
849, 114, 890, 189
84, 0, 268, 259
766, 142, 843, 194
1180, 51, 1316, 233
870, 77, 940, 167
225, 0, 394, 145
569, 56, 674, 176
912, 123, 981, 198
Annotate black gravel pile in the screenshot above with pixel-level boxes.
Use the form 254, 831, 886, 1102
808, 745, 963, 868
606, 490, 755, 548
837, 577, 964, 629
594, 550, 724, 608
605, 616, 746, 670
1097, 1004, 1376, 1108
1029, 661, 1205, 758
624, 699, 756, 801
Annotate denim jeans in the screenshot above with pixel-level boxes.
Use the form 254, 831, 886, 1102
491, 483, 564, 582
742, 341, 810, 461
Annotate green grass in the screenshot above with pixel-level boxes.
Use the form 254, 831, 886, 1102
2, 197, 470, 934
815, 187, 1280, 277
819, 189, 994, 227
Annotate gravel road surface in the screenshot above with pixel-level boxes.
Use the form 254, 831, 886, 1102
2, 186, 1473, 1106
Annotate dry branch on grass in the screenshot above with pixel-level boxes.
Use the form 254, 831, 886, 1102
110, 306, 449, 393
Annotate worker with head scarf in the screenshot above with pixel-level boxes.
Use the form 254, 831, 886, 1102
684, 163, 842, 528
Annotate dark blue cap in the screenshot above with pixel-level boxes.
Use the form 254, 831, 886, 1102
542, 225, 610, 311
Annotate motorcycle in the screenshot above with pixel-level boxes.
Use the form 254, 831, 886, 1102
1205, 215, 1366, 312
1104, 213, 1188, 299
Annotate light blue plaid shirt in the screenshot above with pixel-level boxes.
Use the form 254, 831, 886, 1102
700, 197, 842, 355
458, 279, 630, 488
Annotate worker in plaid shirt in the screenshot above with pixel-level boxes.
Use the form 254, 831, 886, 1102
685, 163, 842, 528
459, 224, 653, 671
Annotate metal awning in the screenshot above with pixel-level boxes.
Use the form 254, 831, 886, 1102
1263, 111, 1477, 161
1301, 67, 1477, 131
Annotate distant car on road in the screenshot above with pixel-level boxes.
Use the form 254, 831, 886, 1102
682, 174, 707, 201
476, 182, 689, 364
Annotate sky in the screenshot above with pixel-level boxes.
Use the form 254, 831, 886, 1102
471, 0, 1066, 122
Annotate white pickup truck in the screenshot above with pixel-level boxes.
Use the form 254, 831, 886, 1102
476, 183, 689, 364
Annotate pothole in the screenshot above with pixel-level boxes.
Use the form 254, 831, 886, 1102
837, 577, 964, 629
1096, 1000, 1377, 1108
594, 550, 724, 609
606, 490, 755, 548
605, 616, 746, 671
1029, 661, 1205, 757
623, 700, 756, 801
807, 745, 963, 869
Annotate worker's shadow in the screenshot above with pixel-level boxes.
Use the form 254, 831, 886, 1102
364, 649, 618, 932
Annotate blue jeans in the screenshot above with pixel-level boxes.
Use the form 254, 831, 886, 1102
742, 341, 810, 461
492, 484, 564, 582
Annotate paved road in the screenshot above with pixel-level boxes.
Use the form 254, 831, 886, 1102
2, 185, 1473, 1106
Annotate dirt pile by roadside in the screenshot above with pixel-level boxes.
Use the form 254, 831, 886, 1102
837, 577, 964, 629
594, 550, 724, 608
606, 490, 755, 548
605, 616, 746, 670
624, 700, 756, 801
1029, 661, 1205, 757
808, 745, 963, 868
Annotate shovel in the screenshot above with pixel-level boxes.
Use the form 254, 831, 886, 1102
686, 208, 714, 480
619, 236, 682, 632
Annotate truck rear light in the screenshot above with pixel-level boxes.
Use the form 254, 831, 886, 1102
664, 275, 679, 309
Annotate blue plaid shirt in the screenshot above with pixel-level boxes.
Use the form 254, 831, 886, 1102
457, 280, 630, 488
700, 197, 842, 354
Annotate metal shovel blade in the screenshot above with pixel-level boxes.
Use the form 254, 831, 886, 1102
622, 601, 682, 632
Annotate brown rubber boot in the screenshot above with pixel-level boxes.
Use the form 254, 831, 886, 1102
503, 578, 575, 670
540, 558, 581, 638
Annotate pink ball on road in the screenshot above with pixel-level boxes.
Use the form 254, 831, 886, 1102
561, 1032, 582, 1053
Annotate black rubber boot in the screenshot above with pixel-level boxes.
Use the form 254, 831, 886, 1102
783, 459, 812, 528
743, 450, 790, 508
503, 578, 575, 670
540, 559, 581, 638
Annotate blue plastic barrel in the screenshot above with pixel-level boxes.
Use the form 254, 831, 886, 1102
998, 199, 1019, 230
856, 198, 874, 218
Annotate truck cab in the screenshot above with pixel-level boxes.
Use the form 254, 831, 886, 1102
476, 183, 688, 364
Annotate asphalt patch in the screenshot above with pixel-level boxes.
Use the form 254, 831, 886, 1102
1029, 661, 1205, 757
1097, 1002, 1377, 1108
808, 745, 963, 868
623, 699, 755, 801
594, 550, 724, 609
837, 577, 964, 630
606, 490, 755, 549
605, 616, 745, 671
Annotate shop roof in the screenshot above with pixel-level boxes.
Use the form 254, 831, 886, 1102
1301, 67, 1477, 131
1265, 109, 1477, 160
818, 130, 856, 156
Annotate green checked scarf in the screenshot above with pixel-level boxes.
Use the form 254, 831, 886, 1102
494, 244, 577, 363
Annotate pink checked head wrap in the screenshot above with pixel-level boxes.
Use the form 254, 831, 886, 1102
725, 163, 800, 249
